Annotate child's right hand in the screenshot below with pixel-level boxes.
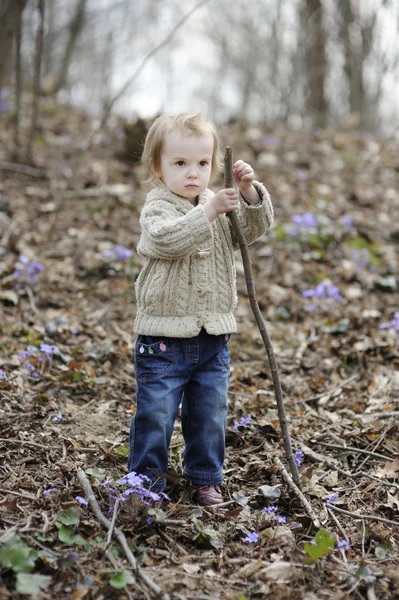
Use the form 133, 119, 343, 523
204, 188, 239, 222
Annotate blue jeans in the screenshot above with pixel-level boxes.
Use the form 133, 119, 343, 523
128, 329, 230, 491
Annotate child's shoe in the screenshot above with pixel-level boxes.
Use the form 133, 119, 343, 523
193, 485, 224, 506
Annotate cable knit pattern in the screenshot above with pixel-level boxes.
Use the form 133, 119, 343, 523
134, 181, 274, 337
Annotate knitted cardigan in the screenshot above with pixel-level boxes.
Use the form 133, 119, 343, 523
134, 181, 274, 337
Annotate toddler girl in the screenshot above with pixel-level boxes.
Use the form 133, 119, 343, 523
128, 113, 274, 505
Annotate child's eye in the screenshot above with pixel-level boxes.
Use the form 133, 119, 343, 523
176, 161, 185, 166
199, 160, 208, 166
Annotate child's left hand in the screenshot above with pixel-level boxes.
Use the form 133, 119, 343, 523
233, 160, 254, 193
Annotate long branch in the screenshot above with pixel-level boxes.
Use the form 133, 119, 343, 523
224, 147, 300, 488
72, 0, 210, 172
76, 469, 169, 599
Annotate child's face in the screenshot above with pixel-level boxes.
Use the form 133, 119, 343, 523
155, 130, 213, 200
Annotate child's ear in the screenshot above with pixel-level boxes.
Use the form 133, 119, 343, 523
149, 158, 160, 177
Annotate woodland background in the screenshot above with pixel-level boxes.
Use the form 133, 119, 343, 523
0, 1, 398, 599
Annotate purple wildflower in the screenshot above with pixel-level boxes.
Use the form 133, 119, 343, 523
264, 506, 279, 514
40, 343, 60, 358
75, 496, 88, 506
337, 539, 350, 551
13, 256, 44, 287
52, 413, 63, 423
302, 281, 343, 302
298, 171, 309, 181
0, 370, 7, 381
70, 327, 79, 334
261, 135, 281, 148
326, 493, 339, 504
380, 312, 399, 333
43, 487, 58, 494
147, 518, 153, 525
275, 515, 287, 524
244, 531, 259, 543
104, 244, 132, 262
294, 450, 304, 467
352, 248, 370, 269
340, 214, 353, 229
234, 414, 252, 430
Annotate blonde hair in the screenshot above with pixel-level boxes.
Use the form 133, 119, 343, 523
141, 113, 223, 184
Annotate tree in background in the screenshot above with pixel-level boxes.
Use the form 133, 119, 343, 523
0, 0, 29, 92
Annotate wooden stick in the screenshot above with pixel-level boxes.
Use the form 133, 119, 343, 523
327, 503, 399, 527
224, 147, 300, 488
274, 457, 321, 528
312, 441, 393, 461
76, 469, 169, 599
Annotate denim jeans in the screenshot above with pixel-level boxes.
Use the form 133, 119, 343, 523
128, 329, 230, 491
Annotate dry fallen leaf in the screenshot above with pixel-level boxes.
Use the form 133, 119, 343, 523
375, 456, 399, 479
260, 561, 296, 583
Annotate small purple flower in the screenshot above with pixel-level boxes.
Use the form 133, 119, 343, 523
292, 213, 317, 228
52, 413, 63, 423
43, 487, 58, 495
32, 371, 40, 379
0, 370, 7, 381
104, 244, 132, 262
340, 214, 353, 229
70, 327, 79, 334
264, 506, 278, 513
380, 312, 399, 333
147, 518, 153, 525
294, 450, 304, 467
302, 281, 343, 303
244, 531, 259, 543
261, 135, 281, 148
75, 496, 88, 506
275, 515, 287, 524
40, 343, 60, 358
298, 170, 309, 181
337, 539, 350, 551
234, 414, 252, 430
326, 493, 339, 504
352, 248, 370, 269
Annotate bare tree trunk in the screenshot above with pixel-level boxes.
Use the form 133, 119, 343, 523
26, 0, 45, 164
0, 0, 29, 91
305, 0, 328, 128
13, 4, 23, 160
338, 0, 364, 121
41, 0, 87, 96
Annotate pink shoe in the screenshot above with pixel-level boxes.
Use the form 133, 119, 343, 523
193, 485, 224, 506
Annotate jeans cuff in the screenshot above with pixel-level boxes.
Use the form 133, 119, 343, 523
183, 468, 223, 486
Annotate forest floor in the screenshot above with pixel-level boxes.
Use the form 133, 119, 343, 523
0, 98, 398, 600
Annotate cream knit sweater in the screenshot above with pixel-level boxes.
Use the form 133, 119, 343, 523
134, 181, 274, 337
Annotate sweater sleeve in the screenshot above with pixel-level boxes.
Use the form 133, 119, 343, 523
230, 180, 274, 249
138, 200, 214, 259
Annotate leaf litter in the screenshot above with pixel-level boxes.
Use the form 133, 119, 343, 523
0, 100, 398, 599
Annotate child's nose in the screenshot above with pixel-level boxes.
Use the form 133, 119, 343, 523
187, 167, 198, 178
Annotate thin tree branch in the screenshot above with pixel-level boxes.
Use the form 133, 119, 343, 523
274, 457, 321, 528
77, 469, 170, 600
72, 0, 210, 173
224, 146, 300, 488
312, 441, 393, 462
327, 503, 399, 527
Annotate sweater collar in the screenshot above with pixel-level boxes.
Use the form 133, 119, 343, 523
147, 186, 212, 211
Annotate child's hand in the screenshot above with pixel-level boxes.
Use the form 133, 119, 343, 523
204, 188, 239, 221
233, 160, 254, 193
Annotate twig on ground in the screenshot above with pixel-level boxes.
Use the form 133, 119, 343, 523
0, 488, 36, 500
298, 374, 360, 403
105, 499, 119, 549
0, 437, 97, 453
0, 160, 45, 178
225, 147, 300, 488
327, 507, 348, 544
312, 441, 393, 461
273, 457, 321, 528
355, 422, 392, 473
327, 504, 399, 527
361, 411, 399, 420
77, 469, 169, 599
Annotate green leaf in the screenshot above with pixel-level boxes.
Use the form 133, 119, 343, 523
85, 466, 107, 482
109, 569, 135, 589
56, 507, 80, 526
73, 371, 81, 382
0, 534, 38, 573
16, 573, 52, 595
303, 529, 335, 563
115, 444, 129, 457
57, 525, 86, 546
